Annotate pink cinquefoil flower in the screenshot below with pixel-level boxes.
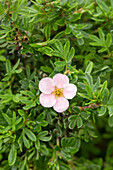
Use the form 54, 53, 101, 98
39, 73, 77, 113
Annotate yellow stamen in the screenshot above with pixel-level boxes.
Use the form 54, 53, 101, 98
52, 87, 64, 98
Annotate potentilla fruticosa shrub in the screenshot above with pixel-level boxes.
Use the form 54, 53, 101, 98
0, 0, 113, 169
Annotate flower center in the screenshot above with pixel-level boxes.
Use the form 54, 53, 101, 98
52, 87, 64, 98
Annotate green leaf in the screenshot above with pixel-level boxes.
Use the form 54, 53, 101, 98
6, 59, 12, 73
106, 33, 112, 48
41, 66, 53, 73
44, 24, 51, 40
55, 65, 65, 71
12, 111, 16, 124
15, 117, 22, 125
72, 106, 80, 113
108, 116, 113, 127
65, 26, 72, 34
35, 140, 40, 150
26, 65, 30, 79
74, 138, 81, 151
102, 88, 109, 104
18, 109, 27, 118
76, 116, 83, 128
27, 91, 36, 100
0, 32, 9, 39
37, 130, 48, 139
36, 112, 45, 121
111, 0, 113, 10
54, 61, 66, 67
54, 61, 66, 72
12, 12, 18, 21
38, 46, 53, 56
107, 106, 113, 117
98, 28, 105, 44
100, 81, 107, 95
0, 42, 8, 48
55, 18, 65, 26
93, 77, 100, 91
52, 51, 61, 57
89, 35, 100, 41
69, 119, 76, 129
85, 84, 93, 98
61, 138, 67, 149
12, 59, 20, 71
55, 40, 64, 53
15, 68, 22, 73
23, 135, 30, 148
13, 95, 19, 103
68, 115, 77, 129
12, 0, 18, 11
68, 115, 77, 121
81, 112, 90, 120
23, 101, 36, 110
68, 13, 81, 22
72, 30, 83, 38
64, 40, 70, 58
53, 31, 65, 39
77, 38, 84, 45
67, 47, 75, 63
0, 55, 6, 61
2, 113, 11, 125
89, 41, 103, 46
107, 91, 113, 105
98, 47, 107, 53
8, 143, 17, 166
85, 73, 93, 91
89, 28, 106, 46
78, 92, 90, 99
85, 62, 93, 74
24, 128, 36, 142
61, 150, 72, 160
87, 129, 97, 138
98, 106, 107, 116
18, 135, 23, 152
28, 149, 35, 161
41, 146, 49, 156
96, 0, 109, 13
38, 135, 52, 141
0, 2, 4, 14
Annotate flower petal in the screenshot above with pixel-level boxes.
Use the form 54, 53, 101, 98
53, 97, 69, 113
39, 93, 56, 108
39, 77, 55, 94
63, 83, 77, 99
53, 73, 69, 88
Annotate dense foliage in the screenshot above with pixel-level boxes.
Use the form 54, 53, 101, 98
0, 0, 113, 169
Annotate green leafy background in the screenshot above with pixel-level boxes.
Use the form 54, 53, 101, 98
0, 0, 113, 169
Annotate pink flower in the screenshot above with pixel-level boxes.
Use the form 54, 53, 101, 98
39, 73, 77, 113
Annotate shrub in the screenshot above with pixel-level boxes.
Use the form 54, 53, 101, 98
0, 0, 113, 169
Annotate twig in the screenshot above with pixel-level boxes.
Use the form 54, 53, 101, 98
78, 103, 100, 111
64, 70, 70, 75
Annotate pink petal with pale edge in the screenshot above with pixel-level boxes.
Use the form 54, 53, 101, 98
39, 93, 56, 107
53, 97, 69, 113
39, 77, 55, 94
63, 83, 77, 99
53, 73, 69, 88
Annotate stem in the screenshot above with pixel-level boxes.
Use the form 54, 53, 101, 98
64, 69, 69, 75
56, 136, 59, 146
107, 48, 111, 56
64, 60, 69, 75
78, 103, 100, 111
71, 103, 100, 111
65, 60, 68, 72
75, 8, 87, 13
